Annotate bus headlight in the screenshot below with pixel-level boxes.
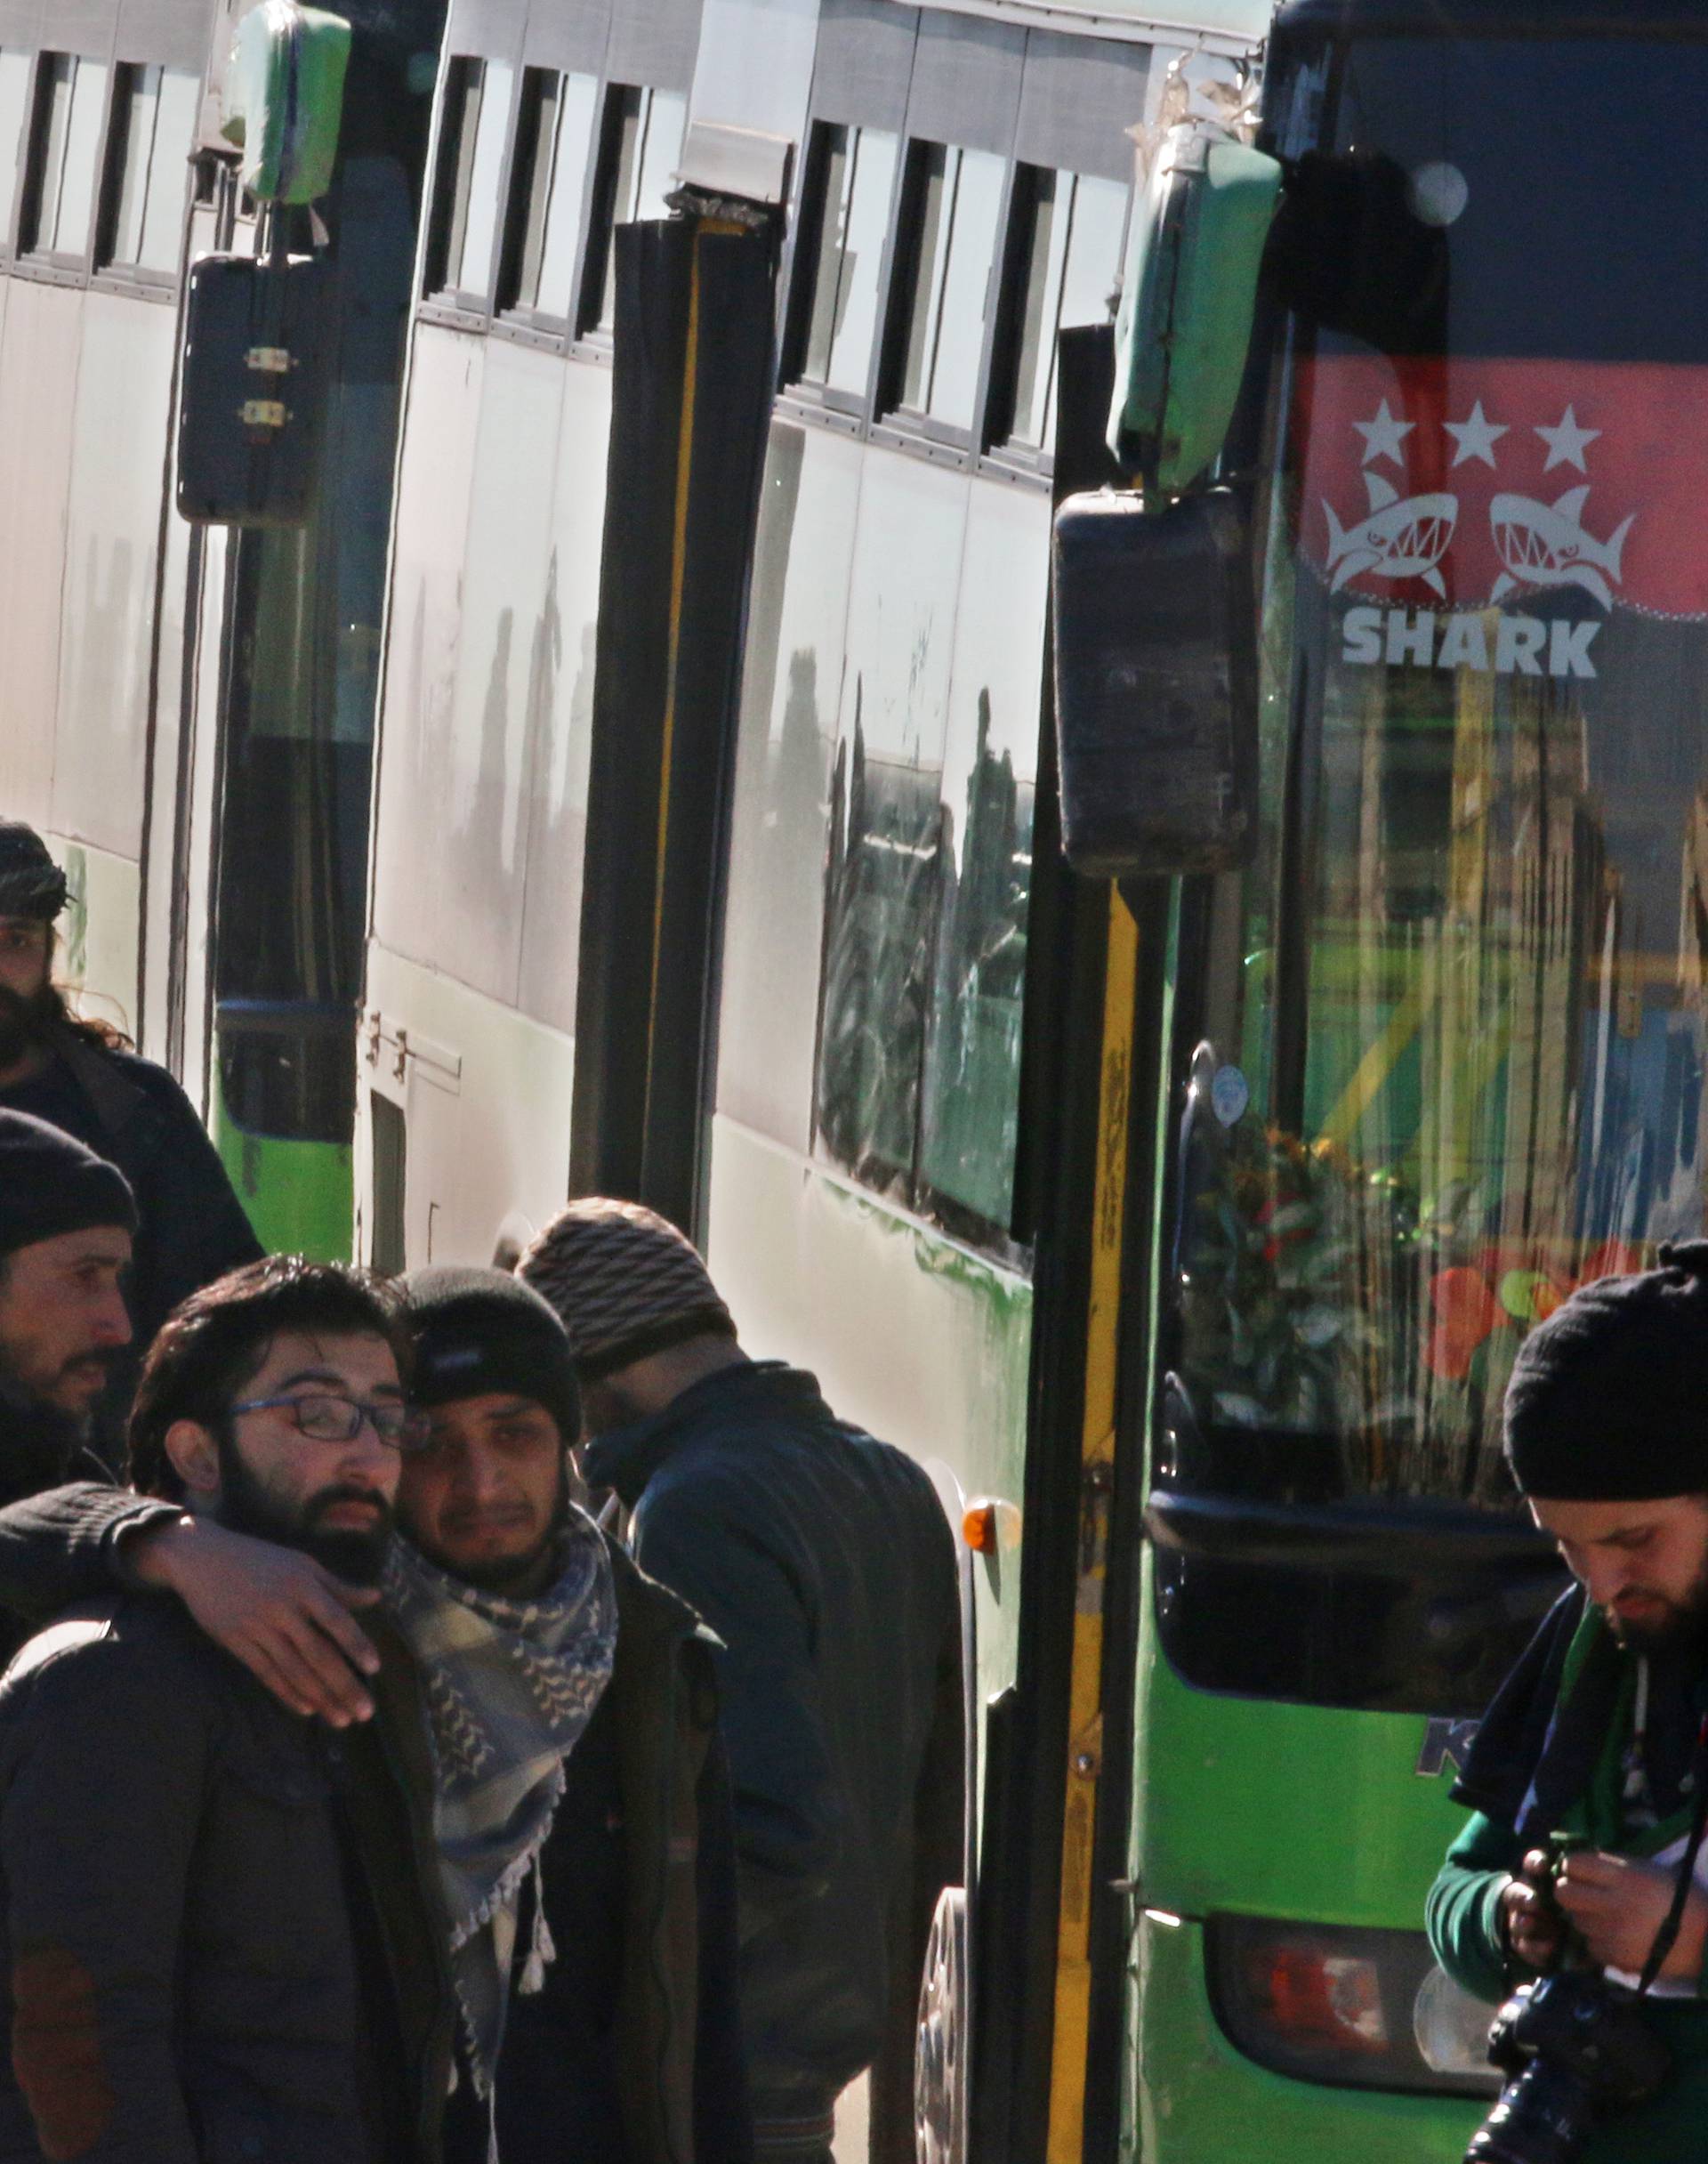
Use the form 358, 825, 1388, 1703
1205, 1916, 1500, 2096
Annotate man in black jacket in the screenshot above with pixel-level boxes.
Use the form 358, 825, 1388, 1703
395, 1268, 750, 2164
0, 820, 262, 1439
0, 1256, 454, 2164
0, 1112, 150, 1667
520, 1201, 964, 2164
0, 1270, 752, 2164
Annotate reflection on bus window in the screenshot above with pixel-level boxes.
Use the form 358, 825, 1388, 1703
1002, 167, 1128, 451
101, 64, 200, 277
24, 53, 109, 261
502, 67, 598, 321
895, 141, 1006, 432
0, 49, 30, 248
584, 84, 687, 335
816, 692, 1036, 1243
796, 121, 898, 400
426, 56, 513, 303
919, 690, 1034, 1228
818, 695, 943, 1195
1180, 549, 1708, 1506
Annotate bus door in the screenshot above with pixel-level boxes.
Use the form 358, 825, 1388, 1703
568, 139, 786, 1230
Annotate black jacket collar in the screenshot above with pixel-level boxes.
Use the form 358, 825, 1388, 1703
583, 1361, 827, 1508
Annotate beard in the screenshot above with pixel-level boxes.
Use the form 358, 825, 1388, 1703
419, 1467, 571, 1597
1607, 1556, 1708, 1654
0, 981, 54, 1069
215, 1431, 394, 1586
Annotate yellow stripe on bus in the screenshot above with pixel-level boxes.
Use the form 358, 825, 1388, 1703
1046, 884, 1138, 2164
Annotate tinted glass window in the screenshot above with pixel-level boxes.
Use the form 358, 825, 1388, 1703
584, 83, 686, 335
1170, 31, 1708, 1516
503, 67, 598, 319
26, 53, 109, 259
796, 120, 898, 400
1266, 31, 1708, 362
102, 63, 199, 275
895, 141, 1005, 432
0, 48, 30, 246
813, 467, 1045, 1248
1002, 167, 1127, 451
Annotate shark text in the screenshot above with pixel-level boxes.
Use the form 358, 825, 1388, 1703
1341, 606, 1602, 680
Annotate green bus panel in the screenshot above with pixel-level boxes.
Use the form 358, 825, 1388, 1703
1132, 1915, 1481, 2163
214, 1088, 355, 1262
1128, 1547, 1485, 2159
1133, 1635, 1469, 1926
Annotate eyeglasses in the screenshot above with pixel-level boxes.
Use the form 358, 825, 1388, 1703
228, 1392, 431, 1454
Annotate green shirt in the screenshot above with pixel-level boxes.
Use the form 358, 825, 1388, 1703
1427, 1611, 1708, 2163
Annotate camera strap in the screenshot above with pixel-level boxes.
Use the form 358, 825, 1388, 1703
1635, 1715, 1708, 1998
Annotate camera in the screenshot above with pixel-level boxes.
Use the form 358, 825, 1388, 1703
1462, 1970, 1673, 2164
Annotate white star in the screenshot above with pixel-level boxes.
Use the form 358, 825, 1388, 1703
1354, 399, 1414, 466
1444, 400, 1508, 468
1535, 405, 1600, 473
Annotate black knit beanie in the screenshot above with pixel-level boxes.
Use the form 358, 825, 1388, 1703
0, 1110, 136, 1260
399, 1266, 581, 1440
1504, 1241, 1708, 1500
0, 823, 67, 921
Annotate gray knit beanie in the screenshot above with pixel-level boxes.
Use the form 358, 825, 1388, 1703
399, 1266, 582, 1440
517, 1199, 735, 1379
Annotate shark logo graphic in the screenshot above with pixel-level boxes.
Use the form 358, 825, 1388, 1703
1324, 472, 1458, 599
1489, 486, 1635, 610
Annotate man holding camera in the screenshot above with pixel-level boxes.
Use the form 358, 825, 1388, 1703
1429, 1242, 1708, 2157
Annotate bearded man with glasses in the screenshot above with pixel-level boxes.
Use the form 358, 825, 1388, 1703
0, 1256, 453, 2164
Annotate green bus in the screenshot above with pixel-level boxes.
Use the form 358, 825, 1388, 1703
1051, 0, 1708, 2155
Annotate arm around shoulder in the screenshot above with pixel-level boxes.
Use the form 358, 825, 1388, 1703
0, 1483, 182, 1626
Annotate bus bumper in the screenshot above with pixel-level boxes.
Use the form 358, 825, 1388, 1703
1132, 1911, 1485, 2162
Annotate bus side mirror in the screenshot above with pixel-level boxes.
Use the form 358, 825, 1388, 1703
178, 254, 329, 525
178, 5, 350, 525
222, 3, 352, 206
1108, 121, 1280, 494
1051, 488, 1258, 879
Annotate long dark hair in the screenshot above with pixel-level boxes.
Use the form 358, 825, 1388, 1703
39, 977, 132, 1054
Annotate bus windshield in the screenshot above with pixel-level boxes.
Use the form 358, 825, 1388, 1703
1172, 28, 1708, 1514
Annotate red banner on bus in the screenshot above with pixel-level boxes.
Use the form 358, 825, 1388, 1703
1295, 358, 1708, 622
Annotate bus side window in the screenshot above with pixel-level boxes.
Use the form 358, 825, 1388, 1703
100, 63, 201, 281
885, 137, 1006, 437
20, 52, 109, 265
0, 47, 30, 259
496, 66, 599, 325
579, 81, 686, 339
990, 164, 1128, 458
423, 54, 514, 311
786, 118, 899, 408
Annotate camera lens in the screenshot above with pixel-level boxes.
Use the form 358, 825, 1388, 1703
1464, 2063, 1595, 2164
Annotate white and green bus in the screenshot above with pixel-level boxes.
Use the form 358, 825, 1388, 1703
26, 0, 1696, 2156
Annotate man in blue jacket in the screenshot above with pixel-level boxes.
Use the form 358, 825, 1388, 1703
520, 1200, 964, 2164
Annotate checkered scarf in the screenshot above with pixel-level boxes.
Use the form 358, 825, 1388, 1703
383, 1512, 617, 2094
